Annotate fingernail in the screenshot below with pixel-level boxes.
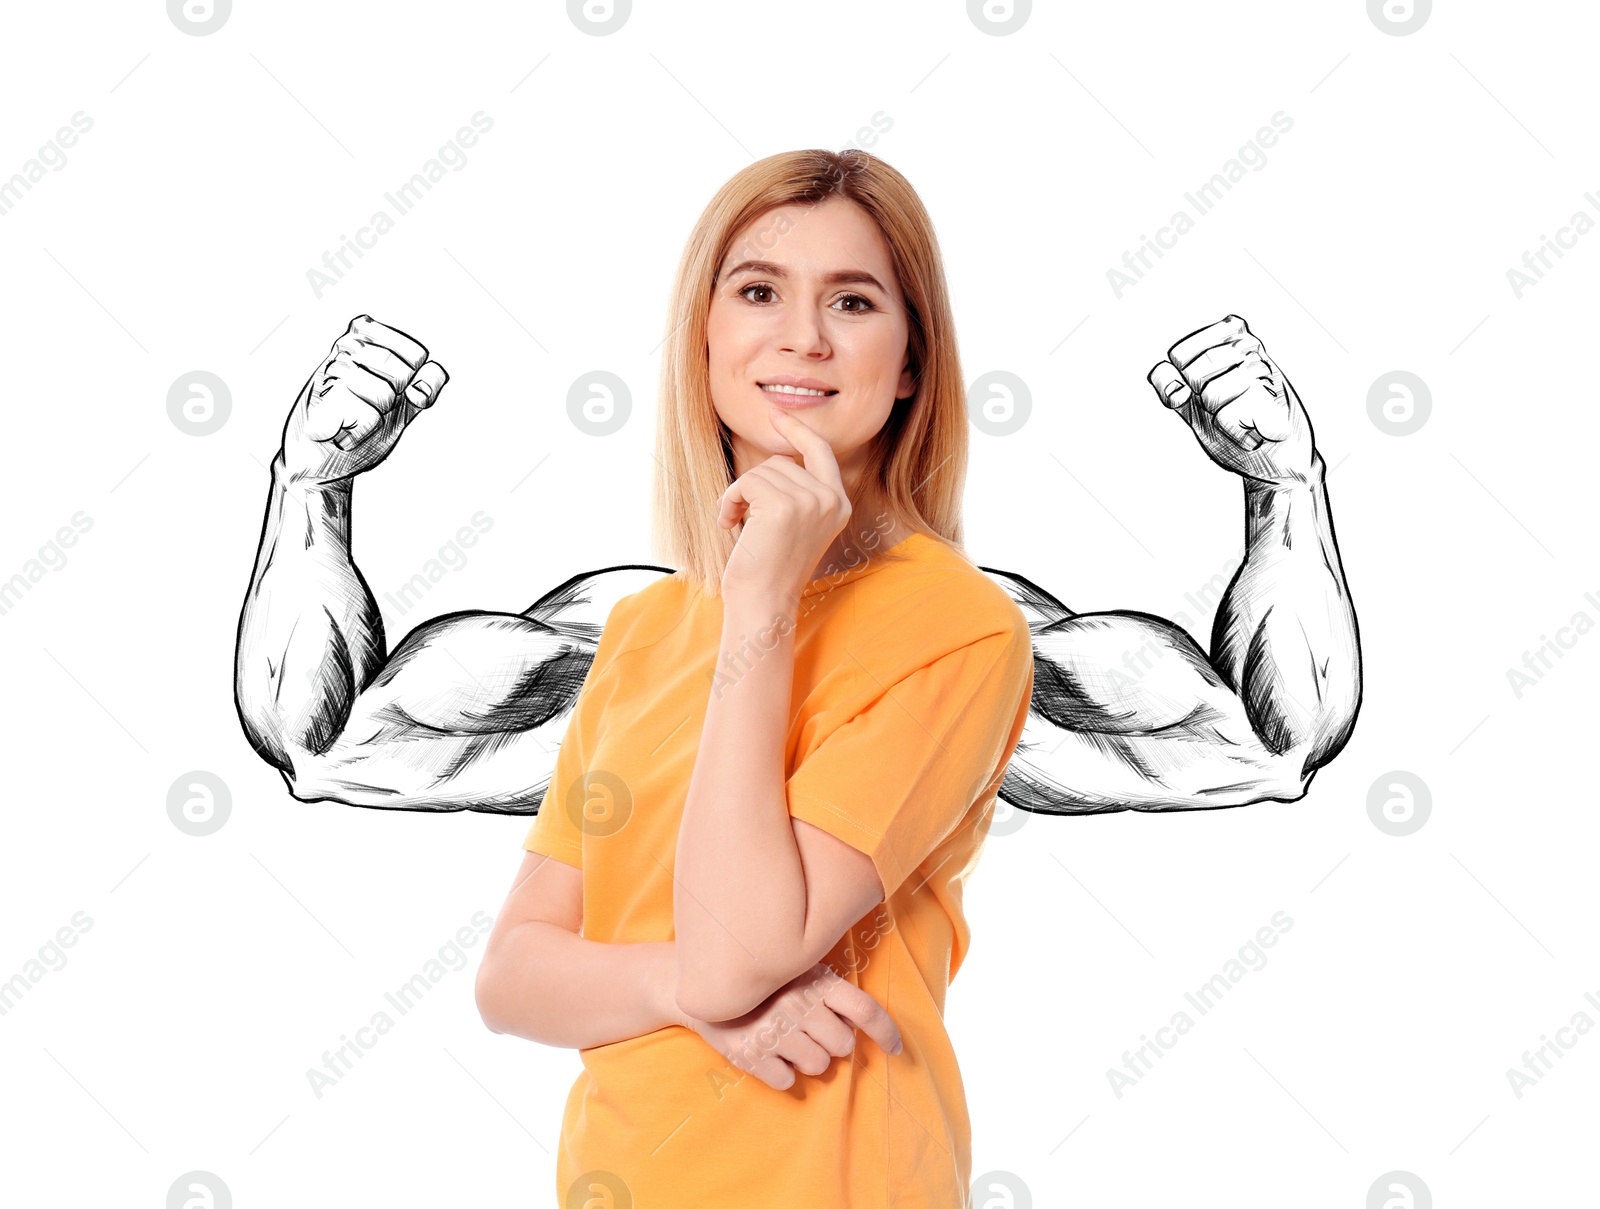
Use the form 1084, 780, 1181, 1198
412, 380, 432, 399
891, 1040, 903, 1055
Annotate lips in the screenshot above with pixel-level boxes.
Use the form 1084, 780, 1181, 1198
756, 375, 838, 394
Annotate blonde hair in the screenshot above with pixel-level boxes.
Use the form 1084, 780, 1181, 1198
649, 148, 972, 597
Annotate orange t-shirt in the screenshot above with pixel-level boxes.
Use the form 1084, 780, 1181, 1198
522, 530, 1034, 1207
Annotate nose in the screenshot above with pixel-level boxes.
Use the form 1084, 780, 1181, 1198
777, 302, 829, 357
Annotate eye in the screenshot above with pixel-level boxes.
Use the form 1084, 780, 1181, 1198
735, 284, 877, 313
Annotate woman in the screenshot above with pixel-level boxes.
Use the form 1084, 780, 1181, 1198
235, 142, 1358, 1205
485, 149, 1034, 1206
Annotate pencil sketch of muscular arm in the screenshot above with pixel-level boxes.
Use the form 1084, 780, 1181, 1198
1000, 313, 1360, 813
234, 312, 1359, 815
233, 314, 665, 811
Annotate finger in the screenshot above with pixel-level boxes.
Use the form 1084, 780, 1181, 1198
1212, 404, 1266, 450
1199, 364, 1269, 412
1200, 369, 1275, 449
321, 362, 396, 413
1168, 313, 1248, 371
785, 966, 862, 1057
717, 476, 754, 529
716, 461, 798, 529
405, 360, 448, 409
755, 1059, 797, 1091
742, 1049, 797, 1091
796, 1006, 859, 1058
767, 408, 845, 494
343, 339, 418, 394
1147, 361, 1192, 409
1179, 335, 1263, 391
306, 394, 381, 451
1220, 372, 1292, 441
304, 377, 374, 443
722, 1028, 795, 1087
329, 406, 380, 451
1213, 399, 1280, 447
772, 1032, 835, 1077
822, 979, 903, 1055
735, 463, 812, 518
348, 313, 428, 370
1197, 364, 1259, 415
756, 454, 841, 511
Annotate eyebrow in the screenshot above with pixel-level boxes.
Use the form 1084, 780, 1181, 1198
718, 259, 889, 294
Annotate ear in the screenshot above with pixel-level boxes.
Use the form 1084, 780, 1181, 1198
897, 359, 917, 400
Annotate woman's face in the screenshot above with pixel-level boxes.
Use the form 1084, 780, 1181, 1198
707, 197, 916, 487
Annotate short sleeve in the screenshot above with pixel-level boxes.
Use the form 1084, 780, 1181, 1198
522, 710, 589, 869
784, 622, 1034, 900
523, 594, 636, 869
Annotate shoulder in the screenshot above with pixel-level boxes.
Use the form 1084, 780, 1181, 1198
598, 570, 698, 661
872, 533, 1032, 653
893, 538, 1035, 701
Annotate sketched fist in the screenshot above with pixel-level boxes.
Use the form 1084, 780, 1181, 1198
1146, 315, 1316, 484
279, 314, 449, 485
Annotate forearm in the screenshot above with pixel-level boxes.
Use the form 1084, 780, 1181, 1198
476, 925, 686, 1049
235, 454, 385, 773
673, 593, 805, 1022
1214, 452, 1360, 770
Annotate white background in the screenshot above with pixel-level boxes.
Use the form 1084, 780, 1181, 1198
1, 0, 1594, 1205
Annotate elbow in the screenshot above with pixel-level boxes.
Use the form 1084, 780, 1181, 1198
284, 748, 334, 803
287, 777, 347, 807
1158, 752, 1311, 811
1260, 750, 1313, 804
474, 990, 501, 1036
673, 912, 794, 1022
1266, 703, 1360, 803
674, 966, 763, 1025
287, 775, 331, 805
473, 962, 509, 1036
1271, 765, 1312, 803
674, 935, 733, 1022
675, 988, 748, 1026
282, 750, 409, 808
673, 987, 718, 1024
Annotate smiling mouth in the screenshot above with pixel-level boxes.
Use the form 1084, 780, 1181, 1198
758, 383, 838, 397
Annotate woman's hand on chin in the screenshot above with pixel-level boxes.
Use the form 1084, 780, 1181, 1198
716, 407, 851, 603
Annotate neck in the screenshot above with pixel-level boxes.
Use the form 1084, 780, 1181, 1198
810, 488, 912, 583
